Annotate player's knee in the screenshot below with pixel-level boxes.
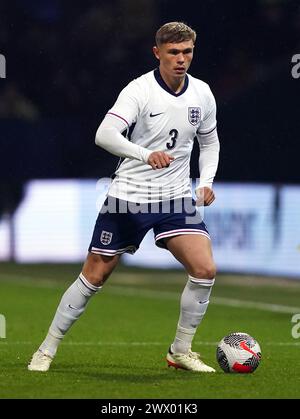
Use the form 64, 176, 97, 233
204, 263, 216, 280
190, 263, 216, 280
82, 271, 105, 287
83, 269, 114, 287
82, 253, 117, 286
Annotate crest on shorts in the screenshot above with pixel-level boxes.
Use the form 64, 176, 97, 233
100, 230, 113, 245
188, 107, 201, 126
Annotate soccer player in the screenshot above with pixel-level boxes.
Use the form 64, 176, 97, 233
28, 22, 220, 373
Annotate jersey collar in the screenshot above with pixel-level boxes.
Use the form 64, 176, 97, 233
154, 68, 189, 97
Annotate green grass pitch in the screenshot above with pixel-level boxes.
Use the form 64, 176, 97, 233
0, 262, 300, 399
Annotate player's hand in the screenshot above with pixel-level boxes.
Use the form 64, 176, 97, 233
195, 187, 215, 206
147, 151, 175, 170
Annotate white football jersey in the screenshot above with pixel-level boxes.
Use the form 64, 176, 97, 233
106, 68, 217, 203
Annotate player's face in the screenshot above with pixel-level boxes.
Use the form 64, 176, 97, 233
153, 40, 194, 79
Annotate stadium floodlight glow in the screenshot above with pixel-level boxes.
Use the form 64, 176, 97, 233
0, 54, 6, 78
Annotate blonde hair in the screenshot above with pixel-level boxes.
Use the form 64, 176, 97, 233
155, 22, 196, 46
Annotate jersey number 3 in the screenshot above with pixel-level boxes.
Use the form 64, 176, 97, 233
167, 129, 178, 150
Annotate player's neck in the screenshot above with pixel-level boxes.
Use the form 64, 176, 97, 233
159, 68, 186, 94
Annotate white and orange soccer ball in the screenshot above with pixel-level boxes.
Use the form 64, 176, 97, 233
216, 332, 262, 373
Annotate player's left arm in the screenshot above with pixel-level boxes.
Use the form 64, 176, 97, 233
195, 88, 220, 206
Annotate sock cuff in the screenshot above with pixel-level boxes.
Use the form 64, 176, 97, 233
188, 275, 215, 287
78, 273, 102, 294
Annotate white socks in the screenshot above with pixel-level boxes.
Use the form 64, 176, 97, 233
39, 273, 101, 358
171, 275, 215, 354
38, 273, 213, 358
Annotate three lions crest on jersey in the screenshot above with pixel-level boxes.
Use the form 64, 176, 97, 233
188, 107, 201, 126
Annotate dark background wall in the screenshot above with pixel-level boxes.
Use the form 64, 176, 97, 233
0, 0, 299, 213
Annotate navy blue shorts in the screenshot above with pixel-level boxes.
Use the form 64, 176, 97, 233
88, 196, 210, 256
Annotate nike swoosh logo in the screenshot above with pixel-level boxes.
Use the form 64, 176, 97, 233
240, 341, 259, 358
68, 304, 77, 310
150, 112, 164, 117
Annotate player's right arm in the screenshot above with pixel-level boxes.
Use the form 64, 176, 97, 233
147, 150, 174, 169
95, 79, 174, 169
95, 116, 174, 169
95, 115, 151, 164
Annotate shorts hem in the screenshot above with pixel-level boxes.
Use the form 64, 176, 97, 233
155, 229, 210, 249
90, 245, 137, 256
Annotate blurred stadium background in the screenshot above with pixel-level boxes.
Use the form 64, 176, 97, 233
0, 0, 299, 277
1, 0, 300, 399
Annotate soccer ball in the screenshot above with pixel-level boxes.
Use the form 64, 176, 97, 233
216, 332, 261, 373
